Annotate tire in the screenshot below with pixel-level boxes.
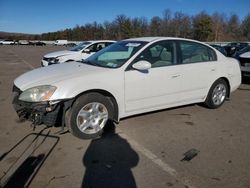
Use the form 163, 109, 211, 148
65, 93, 114, 139
204, 79, 228, 109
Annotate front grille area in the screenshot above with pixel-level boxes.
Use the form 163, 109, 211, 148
43, 57, 57, 62
12, 84, 21, 104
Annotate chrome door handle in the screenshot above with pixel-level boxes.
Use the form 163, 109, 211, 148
172, 74, 180, 78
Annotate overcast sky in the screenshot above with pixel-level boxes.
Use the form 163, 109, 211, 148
0, 0, 249, 34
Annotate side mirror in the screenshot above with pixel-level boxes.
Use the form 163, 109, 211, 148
83, 49, 90, 53
132, 60, 151, 71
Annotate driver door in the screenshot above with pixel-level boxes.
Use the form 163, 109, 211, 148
124, 41, 182, 112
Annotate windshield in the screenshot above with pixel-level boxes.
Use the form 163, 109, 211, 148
83, 41, 147, 68
237, 46, 250, 55
70, 42, 91, 51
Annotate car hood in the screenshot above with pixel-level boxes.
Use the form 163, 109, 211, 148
240, 51, 250, 58
44, 50, 77, 58
14, 62, 109, 91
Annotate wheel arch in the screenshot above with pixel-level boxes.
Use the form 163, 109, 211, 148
72, 89, 119, 122
204, 77, 231, 109
218, 77, 231, 98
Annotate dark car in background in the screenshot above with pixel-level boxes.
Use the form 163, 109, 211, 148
210, 44, 227, 56
29, 41, 46, 46
224, 42, 249, 57
233, 46, 250, 77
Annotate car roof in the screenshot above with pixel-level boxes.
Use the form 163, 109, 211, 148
86, 40, 116, 43
124, 37, 221, 54
124, 37, 205, 43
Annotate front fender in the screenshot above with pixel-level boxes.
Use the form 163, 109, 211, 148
50, 72, 125, 119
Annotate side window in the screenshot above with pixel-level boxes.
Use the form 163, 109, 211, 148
179, 41, 217, 64
88, 43, 106, 52
134, 41, 176, 68
88, 44, 98, 52
96, 43, 106, 51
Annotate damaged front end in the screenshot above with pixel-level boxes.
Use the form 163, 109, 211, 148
12, 85, 72, 127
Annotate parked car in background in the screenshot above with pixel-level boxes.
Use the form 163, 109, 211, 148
67, 42, 76, 47
209, 44, 227, 56
224, 42, 249, 57
233, 45, 250, 77
41, 40, 115, 66
54, 40, 68, 46
0, 39, 15, 45
29, 41, 46, 46
13, 37, 241, 139
18, 40, 29, 45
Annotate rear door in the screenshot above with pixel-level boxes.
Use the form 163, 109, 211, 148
177, 40, 219, 101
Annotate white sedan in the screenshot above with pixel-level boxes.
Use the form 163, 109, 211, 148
41, 40, 115, 66
13, 37, 241, 139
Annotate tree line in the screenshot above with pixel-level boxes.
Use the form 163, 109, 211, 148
4, 10, 250, 42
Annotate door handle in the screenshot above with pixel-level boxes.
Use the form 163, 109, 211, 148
172, 74, 180, 78
211, 68, 216, 72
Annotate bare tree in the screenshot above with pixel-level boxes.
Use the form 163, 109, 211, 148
211, 12, 227, 41
161, 9, 172, 36
7, 10, 249, 42
241, 13, 250, 40
226, 14, 240, 41
171, 12, 192, 38
149, 16, 162, 36
131, 17, 149, 37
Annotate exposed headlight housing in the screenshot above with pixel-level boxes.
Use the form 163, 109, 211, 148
54, 58, 59, 63
46, 57, 59, 63
19, 85, 57, 102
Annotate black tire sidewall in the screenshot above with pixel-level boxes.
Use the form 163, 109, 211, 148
67, 93, 114, 139
205, 79, 228, 109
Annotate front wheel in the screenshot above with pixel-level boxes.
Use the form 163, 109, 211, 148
66, 93, 114, 139
204, 79, 228, 109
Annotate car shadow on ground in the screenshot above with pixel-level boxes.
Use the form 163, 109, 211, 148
82, 122, 139, 188
0, 128, 59, 188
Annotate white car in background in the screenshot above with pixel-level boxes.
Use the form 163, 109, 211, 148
54, 40, 68, 46
0, 39, 15, 45
41, 40, 116, 66
18, 40, 29, 45
13, 37, 241, 139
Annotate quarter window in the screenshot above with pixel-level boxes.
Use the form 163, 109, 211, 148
179, 41, 216, 64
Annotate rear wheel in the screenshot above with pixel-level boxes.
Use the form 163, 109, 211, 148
66, 93, 114, 139
204, 79, 228, 109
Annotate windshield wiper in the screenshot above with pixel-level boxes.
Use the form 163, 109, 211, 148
81, 60, 100, 67
81, 60, 112, 68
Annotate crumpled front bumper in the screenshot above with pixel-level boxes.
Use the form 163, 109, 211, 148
41, 60, 59, 67
12, 85, 69, 127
